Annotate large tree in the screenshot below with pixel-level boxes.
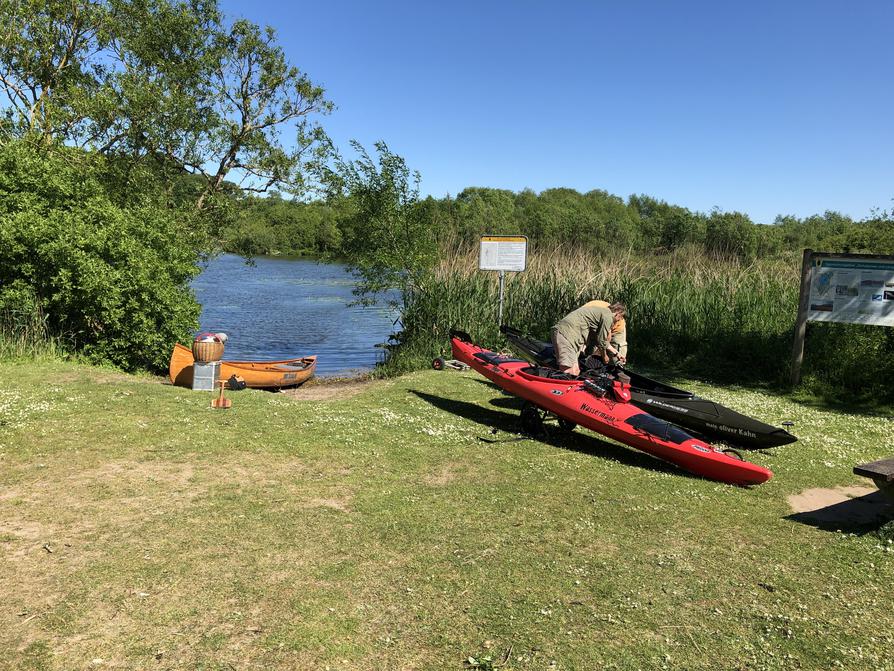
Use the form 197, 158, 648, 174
333, 141, 435, 309
0, 0, 332, 210
0, 0, 333, 370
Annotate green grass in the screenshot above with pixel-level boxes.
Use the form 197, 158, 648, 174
1, 360, 893, 670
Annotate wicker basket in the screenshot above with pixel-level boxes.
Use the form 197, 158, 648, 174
192, 340, 224, 363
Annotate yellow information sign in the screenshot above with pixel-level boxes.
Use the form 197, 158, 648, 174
479, 235, 528, 272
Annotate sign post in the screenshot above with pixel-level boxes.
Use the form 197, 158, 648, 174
790, 250, 894, 385
790, 249, 813, 386
479, 235, 528, 324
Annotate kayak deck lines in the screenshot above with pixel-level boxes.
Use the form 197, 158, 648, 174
451, 330, 772, 486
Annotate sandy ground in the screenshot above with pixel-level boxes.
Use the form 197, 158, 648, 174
787, 485, 893, 528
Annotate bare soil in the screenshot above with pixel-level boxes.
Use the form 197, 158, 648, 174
787, 485, 893, 526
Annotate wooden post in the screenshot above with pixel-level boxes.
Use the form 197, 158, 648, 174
790, 248, 813, 386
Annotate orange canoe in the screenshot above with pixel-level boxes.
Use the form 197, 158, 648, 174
169, 343, 317, 389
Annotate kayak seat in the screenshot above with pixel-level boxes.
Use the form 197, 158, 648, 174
625, 414, 693, 445
520, 366, 577, 381
473, 352, 527, 366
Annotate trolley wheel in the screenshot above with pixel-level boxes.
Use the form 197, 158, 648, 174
520, 402, 545, 436
558, 418, 577, 433
432, 357, 447, 371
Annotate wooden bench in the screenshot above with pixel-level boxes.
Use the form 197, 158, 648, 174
854, 457, 894, 501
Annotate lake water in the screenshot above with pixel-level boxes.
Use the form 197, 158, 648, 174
192, 254, 399, 377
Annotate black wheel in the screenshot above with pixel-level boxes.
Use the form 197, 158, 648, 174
558, 418, 577, 432
520, 402, 545, 436
432, 357, 447, 371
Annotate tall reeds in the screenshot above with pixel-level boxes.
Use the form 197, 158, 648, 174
388, 245, 894, 400
390, 247, 812, 381
0, 309, 64, 361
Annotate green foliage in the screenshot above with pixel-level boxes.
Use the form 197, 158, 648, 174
796, 321, 894, 402
704, 210, 758, 259
0, 139, 202, 371
0, 305, 64, 361
223, 193, 343, 257
333, 141, 437, 308
192, 16, 333, 208
226, 181, 894, 270
455, 187, 518, 237
0, 0, 334, 372
629, 194, 704, 250
0, 0, 332, 208
464, 654, 497, 670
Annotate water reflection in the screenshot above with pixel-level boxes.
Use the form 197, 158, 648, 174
192, 254, 399, 376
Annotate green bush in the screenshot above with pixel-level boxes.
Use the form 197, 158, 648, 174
0, 140, 203, 371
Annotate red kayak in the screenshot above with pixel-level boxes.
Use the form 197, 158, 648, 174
450, 331, 772, 486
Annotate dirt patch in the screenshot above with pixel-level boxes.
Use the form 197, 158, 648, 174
424, 463, 461, 487
279, 378, 386, 401
53, 370, 162, 385
56, 365, 380, 400
787, 486, 877, 513
0, 457, 309, 547
787, 485, 893, 528
304, 497, 352, 513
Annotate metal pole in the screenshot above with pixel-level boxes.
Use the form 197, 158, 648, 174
790, 248, 813, 386
498, 270, 505, 325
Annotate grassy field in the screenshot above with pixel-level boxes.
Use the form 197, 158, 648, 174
2, 359, 893, 670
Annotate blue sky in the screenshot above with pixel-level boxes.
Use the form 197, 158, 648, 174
221, 0, 893, 224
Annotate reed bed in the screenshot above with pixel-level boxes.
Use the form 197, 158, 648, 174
388, 246, 894, 401
0, 309, 65, 361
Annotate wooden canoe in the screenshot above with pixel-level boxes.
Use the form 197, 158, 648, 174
169, 343, 317, 389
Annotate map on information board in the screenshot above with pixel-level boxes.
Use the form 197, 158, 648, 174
479, 235, 527, 272
807, 256, 894, 326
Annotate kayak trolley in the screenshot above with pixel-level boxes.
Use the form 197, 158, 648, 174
520, 401, 576, 436
432, 357, 470, 371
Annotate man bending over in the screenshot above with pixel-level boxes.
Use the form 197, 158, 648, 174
550, 301, 627, 376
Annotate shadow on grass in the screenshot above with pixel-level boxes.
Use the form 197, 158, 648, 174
785, 492, 894, 535
409, 389, 698, 481
787, 389, 894, 419
471, 377, 503, 392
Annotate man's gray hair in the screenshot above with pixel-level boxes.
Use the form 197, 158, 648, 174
609, 302, 626, 317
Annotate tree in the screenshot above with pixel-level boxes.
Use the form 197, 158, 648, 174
333, 141, 434, 309
191, 18, 333, 209
0, 0, 218, 146
0, 0, 334, 371
0, 0, 332, 212
0, 139, 203, 370
705, 209, 757, 259
454, 187, 517, 238
582, 189, 640, 250
628, 195, 703, 250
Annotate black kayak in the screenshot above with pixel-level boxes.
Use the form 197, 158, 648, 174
500, 325, 797, 449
